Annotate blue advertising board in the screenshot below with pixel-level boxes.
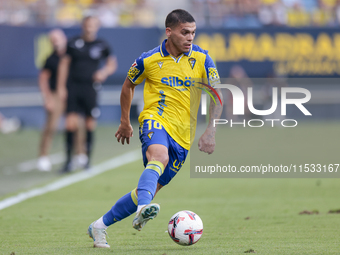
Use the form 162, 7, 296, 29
1, 26, 340, 82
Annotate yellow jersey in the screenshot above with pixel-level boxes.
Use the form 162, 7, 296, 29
127, 39, 220, 150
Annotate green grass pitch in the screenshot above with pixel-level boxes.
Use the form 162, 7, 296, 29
0, 123, 340, 254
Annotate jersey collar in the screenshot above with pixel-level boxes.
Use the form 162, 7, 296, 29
160, 39, 192, 57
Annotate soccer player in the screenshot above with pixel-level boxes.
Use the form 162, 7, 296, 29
87, 9, 223, 248
37, 29, 67, 172
57, 16, 117, 172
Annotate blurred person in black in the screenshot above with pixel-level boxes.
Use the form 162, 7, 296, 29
57, 16, 117, 173
37, 29, 67, 172
38, 29, 88, 172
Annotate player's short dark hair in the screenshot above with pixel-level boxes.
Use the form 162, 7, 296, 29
165, 9, 195, 28
82, 15, 98, 24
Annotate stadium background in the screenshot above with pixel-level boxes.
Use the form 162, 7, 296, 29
1, 0, 340, 128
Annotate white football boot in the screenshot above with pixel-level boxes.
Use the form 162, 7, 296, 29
87, 221, 110, 248
37, 156, 52, 172
132, 203, 160, 231
74, 153, 88, 169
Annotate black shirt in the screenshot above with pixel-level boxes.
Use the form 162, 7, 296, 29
42, 51, 60, 92
66, 36, 111, 85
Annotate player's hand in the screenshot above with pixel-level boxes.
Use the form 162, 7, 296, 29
93, 70, 107, 83
44, 95, 54, 112
115, 123, 133, 145
58, 87, 67, 102
198, 130, 216, 154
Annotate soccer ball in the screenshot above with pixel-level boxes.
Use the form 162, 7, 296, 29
167, 210, 203, 246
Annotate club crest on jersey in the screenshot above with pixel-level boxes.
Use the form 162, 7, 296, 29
157, 61, 163, 69
188, 58, 196, 69
75, 39, 84, 48
148, 132, 154, 139
90, 46, 102, 59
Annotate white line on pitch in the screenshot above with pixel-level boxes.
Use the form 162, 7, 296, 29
0, 150, 141, 211
18, 152, 64, 172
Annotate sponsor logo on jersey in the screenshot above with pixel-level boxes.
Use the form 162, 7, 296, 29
161, 77, 195, 88
172, 159, 185, 171
157, 90, 167, 116
157, 61, 163, 69
89, 46, 102, 59
188, 57, 196, 69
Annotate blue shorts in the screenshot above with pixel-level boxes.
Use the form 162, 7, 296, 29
139, 119, 188, 186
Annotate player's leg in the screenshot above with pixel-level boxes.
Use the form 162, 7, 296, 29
38, 108, 53, 171
38, 93, 64, 171
154, 183, 163, 197
136, 120, 169, 206
61, 112, 79, 173
88, 185, 160, 247
74, 117, 87, 168
87, 120, 168, 247
84, 116, 96, 169
131, 144, 167, 231
136, 144, 168, 208
88, 188, 138, 248
132, 134, 188, 231
93, 120, 168, 228
92, 183, 165, 232
60, 86, 79, 173
82, 85, 99, 169
157, 133, 188, 188
131, 120, 170, 230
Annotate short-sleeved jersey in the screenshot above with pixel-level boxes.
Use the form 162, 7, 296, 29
42, 51, 60, 92
127, 39, 220, 150
66, 36, 111, 85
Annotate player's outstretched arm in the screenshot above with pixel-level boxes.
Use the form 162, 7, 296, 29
93, 56, 118, 83
198, 88, 223, 154
115, 77, 136, 145
57, 55, 71, 101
